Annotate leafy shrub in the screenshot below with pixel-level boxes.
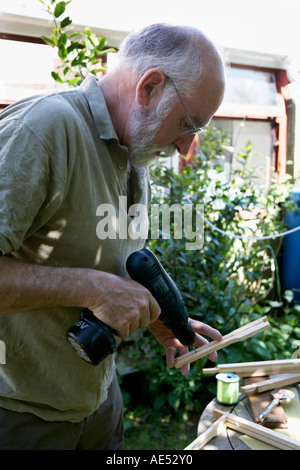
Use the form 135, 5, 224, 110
119, 126, 298, 417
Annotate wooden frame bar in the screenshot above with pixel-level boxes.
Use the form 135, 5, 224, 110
213, 409, 300, 450
241, 373, 300, 394
202, 359, 300, 377
185, 409, 300, 450
175, 316, 270, 369
184, 413, 229, 450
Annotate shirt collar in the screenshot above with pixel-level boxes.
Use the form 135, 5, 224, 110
80, 74, 119, 142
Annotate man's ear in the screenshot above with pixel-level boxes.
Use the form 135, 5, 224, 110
136, 68, 167, 107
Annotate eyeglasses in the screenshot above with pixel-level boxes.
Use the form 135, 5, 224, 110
168, 78, 204, 136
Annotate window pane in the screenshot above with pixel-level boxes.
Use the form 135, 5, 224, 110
223, 68, 278, 106
0, 39, 59, 103
211, 118, 274, 188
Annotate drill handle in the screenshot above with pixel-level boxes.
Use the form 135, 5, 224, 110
126, 248, 196, 346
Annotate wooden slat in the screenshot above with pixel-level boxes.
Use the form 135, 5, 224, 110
175, 317, 270, 369
184, 413, 229, 450
202, 359, 300, 377
241, 373, 300, 394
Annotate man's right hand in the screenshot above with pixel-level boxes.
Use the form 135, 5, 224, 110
84, 272, 161, 338
0, 256, 161, 339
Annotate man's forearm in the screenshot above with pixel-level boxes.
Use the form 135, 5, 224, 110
0, 256, 91, 314
0, 256, 161, 338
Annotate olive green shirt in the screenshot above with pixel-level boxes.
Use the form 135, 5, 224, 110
0, 74, 151, 422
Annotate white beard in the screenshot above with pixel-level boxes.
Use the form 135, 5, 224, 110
128, 99, 177, 168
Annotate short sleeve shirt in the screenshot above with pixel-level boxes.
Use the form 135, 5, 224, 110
0, 74, 151, 422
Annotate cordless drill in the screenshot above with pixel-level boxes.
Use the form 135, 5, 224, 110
66, 248, 195, 365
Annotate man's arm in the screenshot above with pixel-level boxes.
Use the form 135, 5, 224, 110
0, 256, 161, 338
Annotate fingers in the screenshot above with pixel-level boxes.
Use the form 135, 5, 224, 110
139, 293, 161, 327
166, 346, 190, 376
91, 276, 161, 338
165, 347, 176, 369
122, 280, 161, 331
190, 319, 222, 342
127, 288, 160, 333
189, 319, 222, 361
165, 319, 223, 375
178, 347, 190, 376
192, 320, 222, 362
192, 334, 219, 362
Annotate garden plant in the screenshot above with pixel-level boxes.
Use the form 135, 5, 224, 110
119, 127, 300, 422
39, 0, 115, 86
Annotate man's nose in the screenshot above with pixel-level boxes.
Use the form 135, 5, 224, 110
173, 134, 196, 156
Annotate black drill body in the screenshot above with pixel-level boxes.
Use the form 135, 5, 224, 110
67, 248, 195, 365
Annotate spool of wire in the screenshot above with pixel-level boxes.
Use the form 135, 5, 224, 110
216, 373, 240, 405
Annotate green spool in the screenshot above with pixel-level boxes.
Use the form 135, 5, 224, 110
216, 373, 240, 405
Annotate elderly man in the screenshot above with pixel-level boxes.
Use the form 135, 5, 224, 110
0, 23, 225, 449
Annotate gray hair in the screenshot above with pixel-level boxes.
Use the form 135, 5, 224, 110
114, 23, 225, 99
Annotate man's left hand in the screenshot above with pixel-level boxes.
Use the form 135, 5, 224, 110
148, 318, 222, 376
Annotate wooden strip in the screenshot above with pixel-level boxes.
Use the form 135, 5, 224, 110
184, 413, 229, 450
241, 373, 300, 394
203, 359, 300, 377
213, 409, 300, 450
203, 367, 300, 377
237, 368, 300, 378
179, 317, 266, 363
174, 316, 270, 369
202, 367, 219, 374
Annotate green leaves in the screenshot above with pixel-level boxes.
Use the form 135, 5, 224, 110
118, 125, 298, 419
53, 1, 70, 18
39, 0, 115, 86
143, 126, 298, 411
51, 71, 63, 83
41, 35, 55, 47
60, 16, 72, 28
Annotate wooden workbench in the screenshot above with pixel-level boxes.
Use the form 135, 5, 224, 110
196, 394, 251, 450
196, 383, 300, 450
